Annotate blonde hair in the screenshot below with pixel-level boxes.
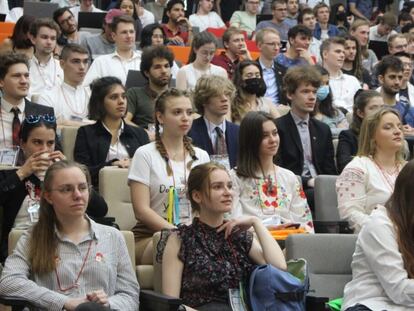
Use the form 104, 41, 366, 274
255, 27, 280, 45
350, 19, 370, 57
357, 107, 405, 162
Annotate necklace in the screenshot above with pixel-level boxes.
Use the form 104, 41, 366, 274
60, 85, 88, 117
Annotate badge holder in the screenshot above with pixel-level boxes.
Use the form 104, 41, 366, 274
211, 154, 231, 171
27, 200, 40, 223
0, 146, 19, 167
176, 185, 191, 224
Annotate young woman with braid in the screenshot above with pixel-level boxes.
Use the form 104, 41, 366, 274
128, 88, 210, 264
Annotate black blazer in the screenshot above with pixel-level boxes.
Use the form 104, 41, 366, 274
337, 129, 358, 173
74, 120, 149, 187
188, 117, 240, 169
0, 169, 108, 262
255, 59, 286, 105
275, 112, 337, 186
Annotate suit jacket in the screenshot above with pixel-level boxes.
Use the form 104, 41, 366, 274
256, 59, 286, 105
275, 112, 337, 186
74, 120, 149, 187
188, 117, 239, 169
337, 129, 358, 173
0, 169, 108, 262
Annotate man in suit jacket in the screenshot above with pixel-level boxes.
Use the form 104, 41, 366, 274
276, 65, 337, 210
188, 75, 239, 169
0, 52, 56, 149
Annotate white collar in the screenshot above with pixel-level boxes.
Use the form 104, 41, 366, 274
203, 116, 226, 134
1, 97, 25, 113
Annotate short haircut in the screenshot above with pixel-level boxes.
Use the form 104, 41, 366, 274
287, 24, 312, 40
60, 43, 89, 60
375, 55, 404, 77
378, 12, 397, 28
313, 2, 329, 16
388, 33, 407, 47
350, 19, 370, 33
283, 65, 321, 96
222, 26, 244, 46
297, 7, 314, 24
110, 14, 135, 32
0, 52, 29, 80
402, 23, 414, 34
29, 17, 60, 38
271, 0, 287, 10
53, 7, 73, 25
394, 51, 411, 59
166, 0, 184, 12
398, 12, 412, 24
320, 36, 346, 59
140, 45, 174, 79
255, 27, 279, 45
193, 75, 236, 115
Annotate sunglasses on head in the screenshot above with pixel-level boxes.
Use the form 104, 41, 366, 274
25, 114, 56, 124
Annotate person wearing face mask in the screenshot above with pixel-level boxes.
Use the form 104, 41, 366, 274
313, 65, 349, 138
232, 60, 280, 124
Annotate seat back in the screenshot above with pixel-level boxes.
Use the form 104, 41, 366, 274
285, 234, 357, 300
99, 167, 136, 231
314, 175, 339, 221
60, 126, 80, 162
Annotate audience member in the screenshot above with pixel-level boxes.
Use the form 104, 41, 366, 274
211, 27, 251, 79
350, 20, 378, 74
145, 0, 167, 23
229, 0, 259, 37
0, 116, 107, 261
337, 107, 405, 233
285, 0, 299, 28
83, 15, 141, 86
342, 34, 372, 89
38, 44, 91, 126
232, 60, 280, 124
125, 45, 173, 129
388, 33, 409, 55
80, 9, 120, 60
337, 90, 384, 173
255, 28, 284, 105
115, 0, 144, 40
0, 160, 139, 311
298, 0, 329, 10
176, 31, 227, 91
369, 12, 397, 43
276, 65, 337, 210
53, 7, 90, 47
216, 0, 242, 23
230, 111, 314, 232
397, 11, 413, 32
188, 75, 239, 169
74, 77, 149, 188
0, 52, 55, 150
297, 7, 321, 62
348, 0, 377, 22
314, 65, 348, 138
313, 2, 340, 41
162, 0, 193, 46
128, 88, 210, 265
189, 0, 225, 32
28, 18, 63, 99
275, 24, 315, 69
159, 162, 286, 310
0, 15, 35, 59
70, 0, 103, 22
51, 0, 79, 7
255, 0, 290, 42
321, 36, 361, 113
342, 160, 414, 311
402, 23, 414, 34
328, 3, 349, 36
134, 0, 155, 29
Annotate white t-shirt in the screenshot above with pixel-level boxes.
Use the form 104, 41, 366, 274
128, 142, 210, 219
298, 0, 329, 8
329, 71, 361, 112
139, 9, 155, 28
83, 50, 142, 86
176, 63, 227, 91
37, 82, 90, 122
29, 56, 64, 98
369, 25, 397, 42
189, 12, 225, 32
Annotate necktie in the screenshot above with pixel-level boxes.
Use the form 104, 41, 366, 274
215, 127, 227, 155
11, 107, 21, 147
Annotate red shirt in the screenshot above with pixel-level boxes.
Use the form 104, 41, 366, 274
211, 51, 239, 79
162, 24, 189, 45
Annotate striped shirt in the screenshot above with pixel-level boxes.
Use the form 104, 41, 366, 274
0, 218, 140, 311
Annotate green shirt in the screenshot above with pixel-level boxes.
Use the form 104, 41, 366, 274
126, 86, 157, 128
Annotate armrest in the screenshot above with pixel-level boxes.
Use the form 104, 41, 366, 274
306, 296, 330, 311
140, 289, 182, 311
313, 220, 353, 234
0, 295, 35, 308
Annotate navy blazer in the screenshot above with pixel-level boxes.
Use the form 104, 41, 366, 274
74, 120, 149, 187
188, 117, 239, 169
275, 112, 337, 186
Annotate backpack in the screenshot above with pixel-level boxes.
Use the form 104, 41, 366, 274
247, 259, 309, 311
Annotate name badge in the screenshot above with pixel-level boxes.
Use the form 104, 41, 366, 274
0, 147, 19, 166
211, 154, 230, 171
176, 185, 191, 224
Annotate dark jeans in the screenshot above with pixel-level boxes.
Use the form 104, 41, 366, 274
75, 302, 111, 311
345, 305, 373, 311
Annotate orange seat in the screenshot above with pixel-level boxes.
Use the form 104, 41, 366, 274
0, 22, 16, 34
0, 33, 10, 44
168, 46, 191, 65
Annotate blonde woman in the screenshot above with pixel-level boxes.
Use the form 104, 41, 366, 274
336, 107, 406, 233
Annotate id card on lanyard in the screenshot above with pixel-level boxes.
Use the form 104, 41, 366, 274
0, 147, 19, 166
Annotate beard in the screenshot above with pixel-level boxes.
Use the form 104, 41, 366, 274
151, 75, 171, 87
382, 84, 399, 96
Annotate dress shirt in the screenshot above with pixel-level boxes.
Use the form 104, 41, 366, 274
369, 25, 397, 42
0, 98, 25, 149
291, 112, 317, 178
259, 59, 279, 104
203, 117, 226, 152
29, 56, 64, 98
83, 50, 142, 86
329, 71, 361, 112
102, 121, 130, 162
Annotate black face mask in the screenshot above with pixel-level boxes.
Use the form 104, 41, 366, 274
336, 11, 347, 22
242, 78, 267, 97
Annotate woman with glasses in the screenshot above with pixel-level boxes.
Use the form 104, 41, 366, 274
0, 161, 139, 311
0, 115, 107, 263
176, 31, 227, 91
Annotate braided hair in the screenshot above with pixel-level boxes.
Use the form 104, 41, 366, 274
154, 88, 198, 176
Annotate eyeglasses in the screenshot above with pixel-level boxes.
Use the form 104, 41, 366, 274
60, 14, 75, 26
25, 114, 56, 124
50, 183, 91, 195
263, 42, 281, 48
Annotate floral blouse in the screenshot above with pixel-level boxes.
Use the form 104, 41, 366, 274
157, 218, 254, 308
230, 167, 314, 233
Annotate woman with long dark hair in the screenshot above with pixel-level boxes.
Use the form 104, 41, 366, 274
0, 15, 35, 58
